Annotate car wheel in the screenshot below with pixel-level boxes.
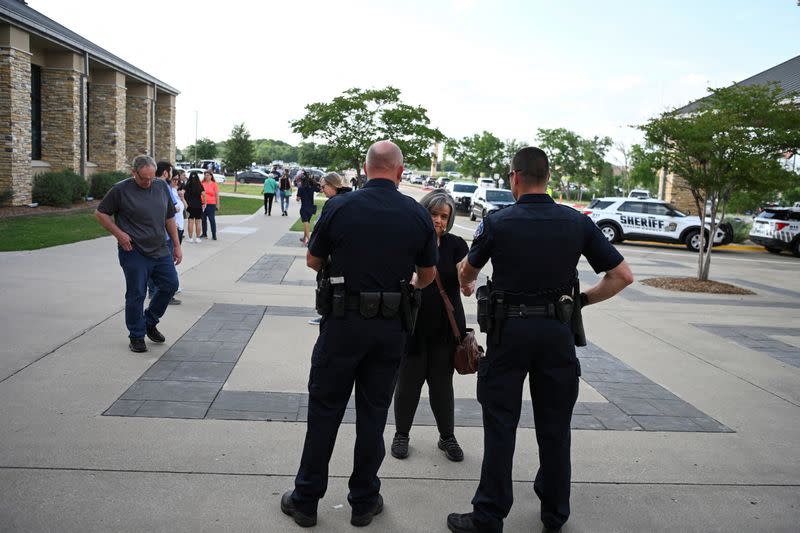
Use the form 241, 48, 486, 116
791, 239, 800, 258
470, 211, 476, 221
685, 229, 709, 252
765, 246, 782, 254
599, 223, 619, 243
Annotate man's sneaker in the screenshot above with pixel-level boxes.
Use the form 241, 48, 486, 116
438, 435, 464, 462
168, 297, 182, 305
308, 316, 321, 325
351, 494, 383, 527
129, 337, 147, 353
146, 325, 165, 344
391, 432, 409, 459
280, 490, 317, 527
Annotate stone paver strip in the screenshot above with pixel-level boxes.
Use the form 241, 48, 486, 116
694, 324, 800, 368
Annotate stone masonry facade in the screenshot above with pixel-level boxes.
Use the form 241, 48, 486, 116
0, 48, 32, 205
88, 83, 127, 172
41, 68, 83, 173
664, 173, 699, 215
126, 96, 152, 163
154, 95, 176, 163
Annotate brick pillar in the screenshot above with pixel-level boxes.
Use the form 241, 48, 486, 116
664, 173, 699, 215
88, 70, 126, 172
154, 93, 176, 163
0, 26, 32, 206
126, 82, 153, 162
41, 65, 83, 171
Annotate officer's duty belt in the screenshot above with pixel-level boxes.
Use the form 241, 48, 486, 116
504, 303, 556, 319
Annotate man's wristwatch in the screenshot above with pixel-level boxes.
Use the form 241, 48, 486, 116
580, 292, 589, 307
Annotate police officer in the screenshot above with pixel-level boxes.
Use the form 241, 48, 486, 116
281, 140, 438, 528
447, 147, 633, 532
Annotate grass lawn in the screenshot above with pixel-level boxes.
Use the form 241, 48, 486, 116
290, 198, 327, 232
218, 196, 264, 215
219, 182, 263, 196
0, 211, 108, 251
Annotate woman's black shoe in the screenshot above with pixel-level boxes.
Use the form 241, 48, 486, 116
438, 435, 464, 462
390, 432, 409, 459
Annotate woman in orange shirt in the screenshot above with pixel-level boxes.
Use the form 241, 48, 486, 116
201, 170, 220, 240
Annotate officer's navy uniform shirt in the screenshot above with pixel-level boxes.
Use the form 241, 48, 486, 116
468, 193, 623, 292
308, 178, 438, 292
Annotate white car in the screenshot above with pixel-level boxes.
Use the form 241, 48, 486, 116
444, 181, 478, 212
477, 178, 495, 188
583, 197, 733, 251
749, 207, 800, 257
186, 168, 226, 184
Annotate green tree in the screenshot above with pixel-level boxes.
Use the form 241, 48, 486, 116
298, 142, 334, 168
536, 128, 583, 200
628, 143, 659, 193
575, 135, 613, 202
445, 131, 506, 179
193, 137, 217, 161
225, 123, 254, 175
291, 87, 445, 177
640, 82, 800, 280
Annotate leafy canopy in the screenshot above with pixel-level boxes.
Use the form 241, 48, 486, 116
225, 123, 254, 173
445, 131, 507, 179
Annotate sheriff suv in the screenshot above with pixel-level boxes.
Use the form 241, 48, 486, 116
583, 197, 734, 251
749, 207, 800, 257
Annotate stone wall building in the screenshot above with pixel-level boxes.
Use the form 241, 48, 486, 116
0, 0, 179, 206
662, 54, 800, 214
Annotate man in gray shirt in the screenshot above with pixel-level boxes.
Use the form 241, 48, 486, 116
95, 155, 183, 353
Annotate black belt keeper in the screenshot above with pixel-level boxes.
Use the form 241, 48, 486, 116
343, 292, 403, 319
504, 303, 556, 319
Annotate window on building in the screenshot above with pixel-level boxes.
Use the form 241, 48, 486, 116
31, 65, 42, 160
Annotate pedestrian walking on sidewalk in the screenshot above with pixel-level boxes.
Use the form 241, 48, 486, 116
201, 170, 220, 240
94, 155, 182, 353
295, 170, 319, 245
263, 173, 278, 215
280, 141, 438, 529
278, 170, 293, 216
184, 171, 205, 243
446, 147, 633, 533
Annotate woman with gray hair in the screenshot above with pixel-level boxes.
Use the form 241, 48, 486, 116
391, 188, 468, 463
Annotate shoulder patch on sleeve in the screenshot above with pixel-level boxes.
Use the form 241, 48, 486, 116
474, 220, 484, 239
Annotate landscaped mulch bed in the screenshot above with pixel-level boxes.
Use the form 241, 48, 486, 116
0, 200, 100, 219
641, 277, 754, 295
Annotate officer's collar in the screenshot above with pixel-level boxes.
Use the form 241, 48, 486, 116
363, 178, 398, 190
517, 193, 554, 204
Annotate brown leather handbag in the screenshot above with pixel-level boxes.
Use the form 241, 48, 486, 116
435, 273, 484, 375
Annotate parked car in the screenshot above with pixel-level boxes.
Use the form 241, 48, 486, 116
628, 189, 651, 199
444, 181, 478, 212
409, 175, 425, 185
436, 177, 451, 188
470, 187, 515, 221
236, 169, 272, 184
477, 177, 495, 188
582, 197, 734, 252
186, 168, 225, 184
749, 206, 800, 257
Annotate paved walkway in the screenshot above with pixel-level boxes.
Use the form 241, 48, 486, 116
0, 186, 799, 532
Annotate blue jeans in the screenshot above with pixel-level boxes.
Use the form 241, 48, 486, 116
147, 240, 177, 299
119, 247, 178, 339
279, 190, 291, 213
202, 204, 217, 238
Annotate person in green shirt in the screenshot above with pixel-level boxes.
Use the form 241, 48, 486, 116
263, 174, 279, 215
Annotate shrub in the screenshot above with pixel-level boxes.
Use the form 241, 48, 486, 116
90, 171, 128, 199
32, 170, 87, 207
0, 187, 12, 206
723, 216, 752, 244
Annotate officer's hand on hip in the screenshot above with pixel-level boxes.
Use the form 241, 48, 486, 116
461, 280, 476, 297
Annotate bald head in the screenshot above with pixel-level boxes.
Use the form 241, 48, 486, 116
365, 140, 404, 183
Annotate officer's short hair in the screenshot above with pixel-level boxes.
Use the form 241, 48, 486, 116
419, 188, 456, 233
512, 147, 549, 185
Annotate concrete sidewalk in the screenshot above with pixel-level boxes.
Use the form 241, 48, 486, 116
0, 197, 799, 532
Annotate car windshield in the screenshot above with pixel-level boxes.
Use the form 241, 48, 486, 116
664, 203, 685, 217
486, 190, 515, 203
759, 209, 800, 221
454, 184, 477, 193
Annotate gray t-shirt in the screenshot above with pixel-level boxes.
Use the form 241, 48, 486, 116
98, 177, 175, 258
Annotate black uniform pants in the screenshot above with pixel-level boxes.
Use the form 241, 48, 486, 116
292, 313, 405, 516
471, 318, 580, 532
393, 335, 455, 436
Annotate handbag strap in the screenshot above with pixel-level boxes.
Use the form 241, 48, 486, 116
435, 273, 462, 342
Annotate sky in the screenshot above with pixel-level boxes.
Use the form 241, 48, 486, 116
25, 0, 800, 164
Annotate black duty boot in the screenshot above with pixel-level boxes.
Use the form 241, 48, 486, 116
280, 490, 317, 527
351, 494, 383, 527
447, 512, 492, 532
146, 325, 165, 343
128, 337, 147, 353
438, 434, 464, 462
391, 432, 409, 459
